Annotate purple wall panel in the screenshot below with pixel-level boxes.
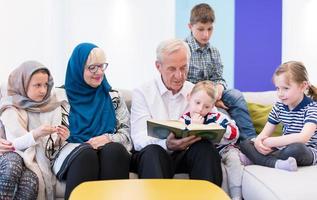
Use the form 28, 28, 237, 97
234, 0, 282, 92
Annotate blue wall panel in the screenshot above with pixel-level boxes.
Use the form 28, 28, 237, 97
234, 0, 282, 91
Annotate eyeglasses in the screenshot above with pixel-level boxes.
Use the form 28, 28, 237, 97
87, 63, 108, 74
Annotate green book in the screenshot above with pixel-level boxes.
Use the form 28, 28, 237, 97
147, 119, 225, 143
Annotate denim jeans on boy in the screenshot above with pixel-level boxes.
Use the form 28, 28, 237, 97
222, 89, 257, 141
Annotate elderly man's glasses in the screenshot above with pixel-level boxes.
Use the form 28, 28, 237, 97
87, 63, 108, 73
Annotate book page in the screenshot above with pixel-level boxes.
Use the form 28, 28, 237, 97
187, 123, 223, 131
148, 119, 186, 130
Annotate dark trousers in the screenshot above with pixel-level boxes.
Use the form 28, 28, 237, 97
64, 142, 131, 199
130, 139, 223, 186
240, 140, 314, 167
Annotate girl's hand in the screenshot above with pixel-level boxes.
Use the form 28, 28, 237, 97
254, 136, 272, 155
262, 137, 275, 148
0, 138, 15, 155
191, 113, 204, 124
86, 135, 111, 149
56, 125, 70, 142
32, 124, 57, 140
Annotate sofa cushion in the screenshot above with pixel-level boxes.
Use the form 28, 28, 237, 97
119, 89, 132, 111
242, 165, 317, 200
247, 102, 282, 136
243, 91, 278, 105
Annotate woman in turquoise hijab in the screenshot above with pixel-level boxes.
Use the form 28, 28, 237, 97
52, 43, 132, 199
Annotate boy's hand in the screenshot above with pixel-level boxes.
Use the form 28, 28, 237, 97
216, 84, 224, 100
215, 100, 228, 110
191, 113, 204, 124
0, 138, 15, 155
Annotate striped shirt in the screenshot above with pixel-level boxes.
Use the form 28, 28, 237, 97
185, 35, 227, 88
268, 95, 317, 163
180, 111, 239, 148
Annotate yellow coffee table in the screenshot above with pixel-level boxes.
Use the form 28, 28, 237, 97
69, 179, 230, 200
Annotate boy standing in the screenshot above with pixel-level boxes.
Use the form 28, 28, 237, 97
185, 3, 256, 141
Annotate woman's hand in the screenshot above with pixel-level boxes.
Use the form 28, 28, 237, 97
56, 125, 70, 143
86, 135, 111, 149
0, 138, 15, 155
254, 136, 272, 155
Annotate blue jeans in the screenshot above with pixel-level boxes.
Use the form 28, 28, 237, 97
222, 89, 257, 141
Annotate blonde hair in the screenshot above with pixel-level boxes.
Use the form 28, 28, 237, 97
190, 80, 217, 103
86, 48, 106, 66
273, 61, 317, 101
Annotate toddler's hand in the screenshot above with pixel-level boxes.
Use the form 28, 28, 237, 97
191, 113, 204, 124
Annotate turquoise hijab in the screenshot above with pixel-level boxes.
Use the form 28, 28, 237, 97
65, 43, 116, 143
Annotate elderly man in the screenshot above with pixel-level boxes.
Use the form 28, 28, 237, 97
130, 38, 222, 185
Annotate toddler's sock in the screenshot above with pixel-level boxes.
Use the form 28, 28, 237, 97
230, 186, 242, 200
231, 197, 242, 200
275, 157, 298, 171
239, 152, 253, 166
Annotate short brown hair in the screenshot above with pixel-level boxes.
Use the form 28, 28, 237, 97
190, 3, 215, 25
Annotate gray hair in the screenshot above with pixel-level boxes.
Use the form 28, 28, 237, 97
156, 38, 191, 64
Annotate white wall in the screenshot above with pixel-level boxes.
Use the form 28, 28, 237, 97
0, 0, 175, 89
282, 0, 317, 85
0, 0, 53, 84
1, 0, 317, 89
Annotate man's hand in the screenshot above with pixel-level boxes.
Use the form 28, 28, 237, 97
0, 138, 14, 155
86, 135, 111, 149
166, 133, 201, 151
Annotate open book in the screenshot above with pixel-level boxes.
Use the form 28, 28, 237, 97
147, 119, 225, 143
